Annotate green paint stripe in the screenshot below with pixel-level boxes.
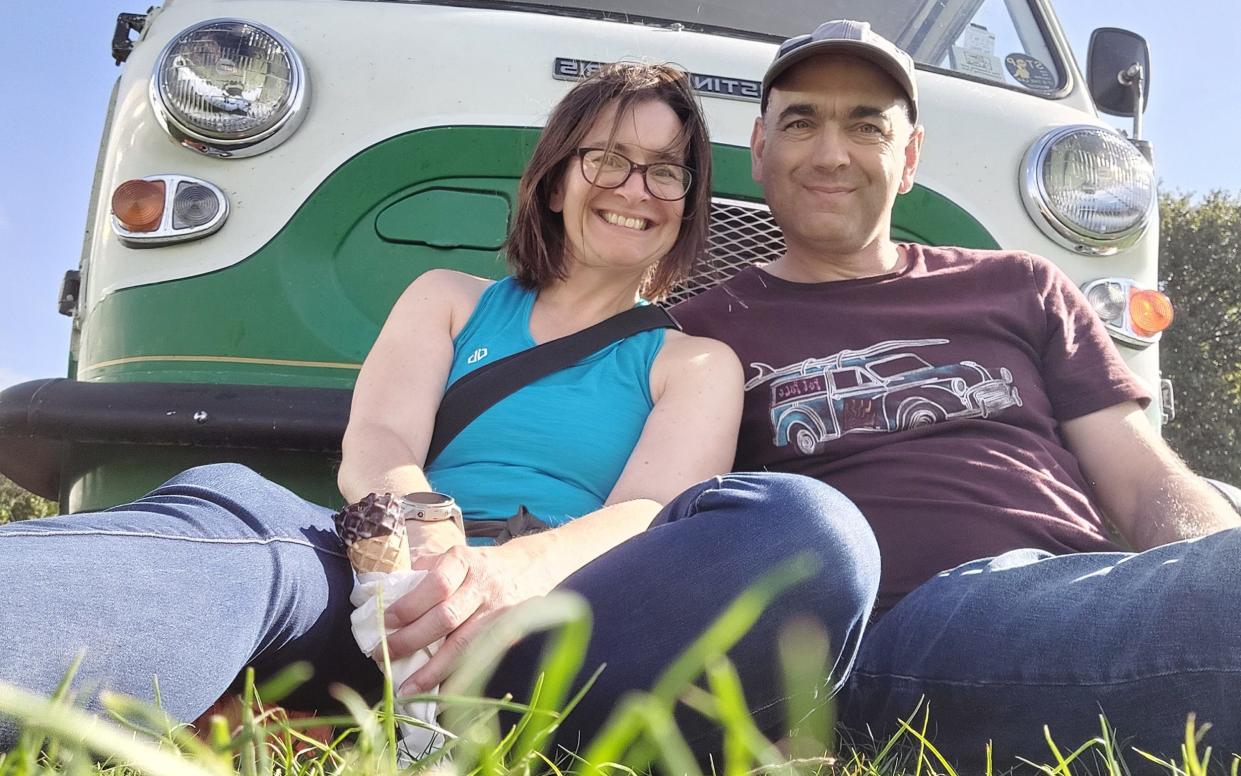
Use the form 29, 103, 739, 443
80, 354, 362, 376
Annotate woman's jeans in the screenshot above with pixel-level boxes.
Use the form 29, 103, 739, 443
0, 463, 879, 752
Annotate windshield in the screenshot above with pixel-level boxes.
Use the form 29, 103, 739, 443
480, 0, 1065, 94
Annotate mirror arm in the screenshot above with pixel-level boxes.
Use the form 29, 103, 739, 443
1119, 63, 1146, 141
1118, 63, 1152, 163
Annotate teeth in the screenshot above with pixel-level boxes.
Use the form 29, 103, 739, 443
601, 211, 648, 231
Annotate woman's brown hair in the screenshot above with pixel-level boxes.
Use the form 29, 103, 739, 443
505, 62, 712, 300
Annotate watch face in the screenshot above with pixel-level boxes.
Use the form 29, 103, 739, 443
403, 491, 454, 508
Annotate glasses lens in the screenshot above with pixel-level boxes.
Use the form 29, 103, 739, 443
646, 164, 691, 200
582, 150, 631, 187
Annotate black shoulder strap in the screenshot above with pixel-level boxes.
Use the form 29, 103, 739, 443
424, 304, 678, 467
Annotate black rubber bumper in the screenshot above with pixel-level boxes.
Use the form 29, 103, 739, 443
0, 378, 351, 499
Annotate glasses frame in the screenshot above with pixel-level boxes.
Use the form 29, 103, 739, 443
573, 147, 694, 202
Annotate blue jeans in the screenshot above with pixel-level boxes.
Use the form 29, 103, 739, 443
0, 463, 879, 753
840, 532, 1241, 772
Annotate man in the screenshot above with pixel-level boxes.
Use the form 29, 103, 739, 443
672, 19, 1241, 770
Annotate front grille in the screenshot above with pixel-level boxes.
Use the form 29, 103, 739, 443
663, 198, 785, 306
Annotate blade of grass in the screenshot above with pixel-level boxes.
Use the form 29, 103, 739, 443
439, 592, 593, 768
895, 715, 959, 776
330, 683, 384, 756
578, 694, 651, 773
442, 591, 593, 702
582, 555, 818, 775
254, 662, 314, 707
702, 656, 784, 774
650, 554, 820, 705
510, 606, 593, 762
631, 695, 703, 776
777, 617, 834, 760
0, 680, 225, 776
913, 703, 929, 776
373, 588, 401, 772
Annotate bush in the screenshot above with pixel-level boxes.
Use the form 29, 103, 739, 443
1158, 191, 1241, 485
0, 474, 57, 524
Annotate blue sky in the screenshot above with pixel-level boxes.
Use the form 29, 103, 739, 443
2, 0, 1238, 388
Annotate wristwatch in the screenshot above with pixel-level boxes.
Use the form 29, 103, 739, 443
400, 491, 464, 534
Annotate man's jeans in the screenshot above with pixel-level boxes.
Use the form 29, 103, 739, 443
840, 532, 1241, 772
0, 463, 879, 752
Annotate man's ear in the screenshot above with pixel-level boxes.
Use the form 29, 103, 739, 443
898, 124, 925, 195
750, 115, 766, 183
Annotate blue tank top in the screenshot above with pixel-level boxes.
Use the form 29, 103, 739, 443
425, 277, 666, 527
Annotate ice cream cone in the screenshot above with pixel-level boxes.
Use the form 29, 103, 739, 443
334, 493, 412, 574
347, 531, 412, 573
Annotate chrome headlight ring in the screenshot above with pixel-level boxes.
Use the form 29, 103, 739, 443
149, 19, 309, 159
1021, 124, 1155, 256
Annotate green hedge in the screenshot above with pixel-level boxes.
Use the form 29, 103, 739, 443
1158, 191, 1241, 485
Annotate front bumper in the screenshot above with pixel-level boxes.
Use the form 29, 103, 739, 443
0, 379, 351, 500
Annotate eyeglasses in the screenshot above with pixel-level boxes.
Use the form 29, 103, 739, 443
573, 147, 694, 201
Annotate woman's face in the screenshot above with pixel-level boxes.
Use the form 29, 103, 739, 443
550, 98, 688, 278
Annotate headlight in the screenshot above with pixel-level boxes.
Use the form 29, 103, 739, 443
1021, 125, 1154, 255
149, 19, 308, 158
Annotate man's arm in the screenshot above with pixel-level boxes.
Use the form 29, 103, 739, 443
1061, 401, 1240, 550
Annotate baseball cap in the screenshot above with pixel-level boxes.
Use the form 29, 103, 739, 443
761, 19, 919, 123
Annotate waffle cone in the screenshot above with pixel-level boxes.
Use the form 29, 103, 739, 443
347, 532, 412, 574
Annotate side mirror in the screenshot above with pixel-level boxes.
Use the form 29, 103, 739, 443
1087, 27, 1151, 117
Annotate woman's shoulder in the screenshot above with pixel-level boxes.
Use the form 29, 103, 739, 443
402, 268, 494, 301
393, 270, 497, 335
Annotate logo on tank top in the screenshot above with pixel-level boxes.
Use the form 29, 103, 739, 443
743, 338, 1023, 455
467, 347, 489, 365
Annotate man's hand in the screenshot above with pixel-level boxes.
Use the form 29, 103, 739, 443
383, 542, 555, 694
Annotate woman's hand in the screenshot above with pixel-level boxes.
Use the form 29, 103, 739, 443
383, 541, 556, 693
407, 520, 466, 560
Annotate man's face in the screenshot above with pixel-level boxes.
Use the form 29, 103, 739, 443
752, 55, 923, 258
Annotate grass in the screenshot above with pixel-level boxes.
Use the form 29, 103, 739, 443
1, 553, 1238, 776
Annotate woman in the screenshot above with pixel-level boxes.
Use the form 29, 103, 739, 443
0, 64, 878, 755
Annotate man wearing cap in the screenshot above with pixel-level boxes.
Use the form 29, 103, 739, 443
673, 19, 1241, 769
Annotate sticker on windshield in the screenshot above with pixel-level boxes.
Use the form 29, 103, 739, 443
1005, 54, 1056, 91
949, 24, 1004, 82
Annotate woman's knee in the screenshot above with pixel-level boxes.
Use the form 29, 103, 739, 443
151, 463, 335, 540
160, 462, 270, 492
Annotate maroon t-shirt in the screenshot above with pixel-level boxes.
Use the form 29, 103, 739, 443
672, 244, 1151, 612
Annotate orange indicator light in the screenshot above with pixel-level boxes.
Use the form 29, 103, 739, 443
1129, 289, 1174, 337
112, 179, 166, 232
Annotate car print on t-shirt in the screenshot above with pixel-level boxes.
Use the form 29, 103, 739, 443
743, 339, 1023, 455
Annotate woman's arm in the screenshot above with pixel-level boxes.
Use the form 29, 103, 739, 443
338, 269, 486, 551
387, 333, 744, 689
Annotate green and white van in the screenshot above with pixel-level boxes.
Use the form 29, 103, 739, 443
0, 0, 1182, 512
